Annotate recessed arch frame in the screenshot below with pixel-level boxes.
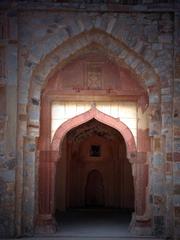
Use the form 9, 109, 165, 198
36, 107, 149, 234
27, 29, 160, 133
18, 29, 161, 236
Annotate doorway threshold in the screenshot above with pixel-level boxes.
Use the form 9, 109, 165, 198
52, 208, 152, 239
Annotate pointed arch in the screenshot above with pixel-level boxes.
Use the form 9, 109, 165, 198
51, 107, 136, 162
28, 29, 159, 133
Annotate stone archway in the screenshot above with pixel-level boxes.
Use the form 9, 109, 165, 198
18, 29, 160, 236
28, 29, 159, 128
55, 117, 135, 213
36, 107, 146, 233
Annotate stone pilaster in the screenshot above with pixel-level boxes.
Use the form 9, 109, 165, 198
173, 11, 180, 240
22, 136, 37, 235
0, 9, 17, 238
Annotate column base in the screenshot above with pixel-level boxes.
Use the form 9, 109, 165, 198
35, 214, 57, 234
129, 213, 152, 236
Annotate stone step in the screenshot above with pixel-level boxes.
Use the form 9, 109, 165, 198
32, 234, 164, 240
7, 237, 164, 240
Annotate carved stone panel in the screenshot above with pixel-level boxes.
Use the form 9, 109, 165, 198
86, 63, 103, 90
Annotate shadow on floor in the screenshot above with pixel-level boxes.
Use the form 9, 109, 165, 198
55, 208, 133, 238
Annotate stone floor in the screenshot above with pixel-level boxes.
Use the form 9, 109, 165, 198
54, 208, 133, 238
7, 209, 165, 240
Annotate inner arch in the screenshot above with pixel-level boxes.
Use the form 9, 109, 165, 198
55, 118, 135, 233
51, 107, 137, 162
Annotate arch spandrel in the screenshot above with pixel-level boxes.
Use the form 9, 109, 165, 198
27, 30, 159, 133
32, 30, 159, 90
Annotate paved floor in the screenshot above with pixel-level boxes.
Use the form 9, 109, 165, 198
6, 209, 165, 240
54, 209, 133, 238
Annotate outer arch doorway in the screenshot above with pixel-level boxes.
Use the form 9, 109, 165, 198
37, 107, 149, 234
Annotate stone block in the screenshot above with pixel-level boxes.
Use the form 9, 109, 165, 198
130, 58, 140, 69
153, 183, 165, 195
7, 45, 17, 86
133, 40, 144, 53
143, 48, 156, 62
161, 95, 172, 103
0, 170, 15, 182
175, 65, 180, 78
106, 17, 116, 34
167, 153, 172, 161
165, 136, 173, 153
144, 25, 158, 43
174, 127, 180, 138
175, 92, 180, 104
153, 153, 164, 167
81, 15, 93, 31
162, 114, 172, 128
153, 204, 164, 216
174, 162, 180, 172
174, 140, 180, 153
76, 18, 85, 32
166, 175, 173, 194
144, 76, 157, 87
149, 93, 159, 104
154, 138, 161, 152
174, 185, 180, 195
2, 157, 16, 170
149, 121, 161, 136
0, 206, 15, 236
28, 106, 40, 122
176, 54, 180, 65
9, 15, 17, 40
25, 143, 36, 153
35, 27, 47, 39
154, 216, 165, 236
152, 43, 163, 51
174, 177, 180, 185
174, 119, 180, 128
159, 22, 173, 34
18, 88, 29, 105
174, 195, 180, 206
174, 207, 180, 218
166, 162, 172, 174
174, 153, 180, 162
175, 81, 180, 95
175, 217, 180, 235
161, 87, 171, 95
161, 102, 171, 114
154, 195, 164, 205
159, 33, 173, 43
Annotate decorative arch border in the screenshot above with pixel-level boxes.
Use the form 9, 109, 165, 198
36, 105, 150, 234
51, 106, 136, 162
27, 29, 160, 133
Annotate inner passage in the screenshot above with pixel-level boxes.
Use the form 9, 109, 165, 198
55, 119, 134, 235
